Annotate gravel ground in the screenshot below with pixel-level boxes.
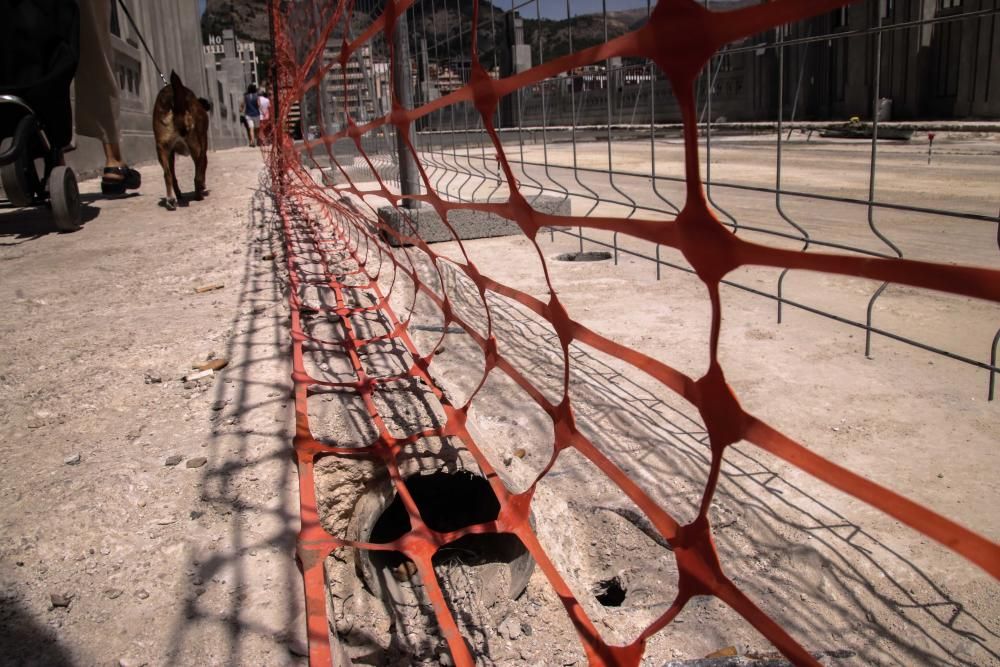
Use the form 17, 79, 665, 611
0, 147, 306, 667
316, 132, 998, 665
1, 131, 997, 667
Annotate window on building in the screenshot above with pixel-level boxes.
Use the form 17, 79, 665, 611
933, 20, 962, 97
879, 0, 893, 19
831, 8, 847, 29
939, 0, 962, 8
110, 0, 121, 37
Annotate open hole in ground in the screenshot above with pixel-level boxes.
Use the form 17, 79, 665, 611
594, 576, 627, 607
360, 470, 534, 603
554, 251, 612, 262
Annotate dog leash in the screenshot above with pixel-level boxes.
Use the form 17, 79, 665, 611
114, 0, 169, 86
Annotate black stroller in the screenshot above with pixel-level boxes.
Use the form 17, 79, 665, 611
0, 0, 81, 231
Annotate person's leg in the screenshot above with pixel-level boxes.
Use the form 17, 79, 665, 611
76, 0, 119, 150
77, 0, 139, 192
103, 142, 124, 169
248, 119, 257, 147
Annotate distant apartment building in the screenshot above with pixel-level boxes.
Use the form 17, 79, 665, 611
427, 64, 465, 96
421, 62, 500, 98
204, 31, 261, 89
200, 27, 270, 140
320, 43, 391, 129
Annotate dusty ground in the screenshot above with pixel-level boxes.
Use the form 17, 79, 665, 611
312, 131, 998, 665
399, 132, 1000, 382
0, 131, 997, 667
373, 232, 999, 666
0, 147, 306, 666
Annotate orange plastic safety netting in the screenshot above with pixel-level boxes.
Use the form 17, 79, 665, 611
263, 0, 1000, 665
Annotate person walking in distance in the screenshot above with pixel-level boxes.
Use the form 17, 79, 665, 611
238, 110, 251, 145
239, 83, 261, 147
257, 88, 271, 145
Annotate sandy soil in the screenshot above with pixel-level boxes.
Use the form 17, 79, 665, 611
400, 133, 1000, 384
1, 129, 996, 667
375, 232, 999, 665
0, 148, 307, 666
314, 132, 998, 665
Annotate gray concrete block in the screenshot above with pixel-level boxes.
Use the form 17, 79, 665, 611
318, 164, 382, 186
377, 195, 570, 246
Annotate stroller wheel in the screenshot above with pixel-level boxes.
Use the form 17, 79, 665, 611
49, 166, 80, 231
0, 116, 42, 207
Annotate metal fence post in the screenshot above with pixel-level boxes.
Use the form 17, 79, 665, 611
392, 7, 420, 209
267, 0, 280, 124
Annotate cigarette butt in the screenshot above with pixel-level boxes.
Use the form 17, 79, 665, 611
183, 369, 214, 382
193, 358, 229, 371
194, 283, 224, 293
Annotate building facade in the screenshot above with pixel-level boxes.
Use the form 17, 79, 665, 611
204, 31, 260, 89
318, 43, 392, 131
789, 0, 1000, 121
513, 0, 999, 126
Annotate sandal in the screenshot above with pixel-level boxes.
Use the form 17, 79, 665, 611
101, 166, 141, 195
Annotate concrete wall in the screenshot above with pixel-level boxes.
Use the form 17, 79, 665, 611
799, 0, 1000, 121
505, 0, 999, 128
67, 0, 247, 181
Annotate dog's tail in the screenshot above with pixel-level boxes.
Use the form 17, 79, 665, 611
170, 71, 186, 118
170, 69, 212, 115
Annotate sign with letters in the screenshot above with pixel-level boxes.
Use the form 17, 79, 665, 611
204, 34, 224, 54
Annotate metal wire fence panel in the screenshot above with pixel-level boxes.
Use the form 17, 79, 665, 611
266, 0, 1000, 664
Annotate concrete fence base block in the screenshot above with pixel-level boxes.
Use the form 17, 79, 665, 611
320, 166, 376, 186
377, 195, 571, 246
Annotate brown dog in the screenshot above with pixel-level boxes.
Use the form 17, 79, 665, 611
152, 71, 211, 210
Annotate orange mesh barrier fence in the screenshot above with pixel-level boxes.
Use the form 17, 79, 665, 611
264, 0, 1000, 665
